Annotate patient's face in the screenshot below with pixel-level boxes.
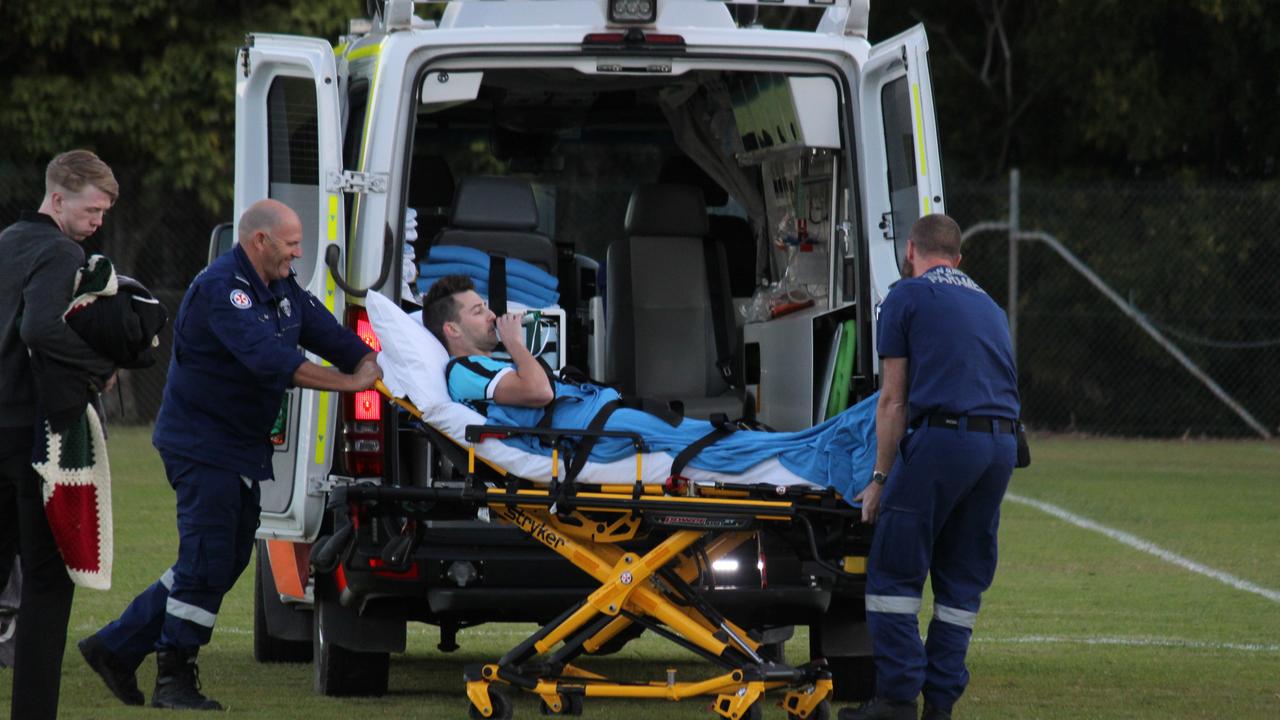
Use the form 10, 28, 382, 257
451, 290, 498, 353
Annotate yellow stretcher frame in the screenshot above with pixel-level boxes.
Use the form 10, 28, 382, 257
376, 381, 849, 720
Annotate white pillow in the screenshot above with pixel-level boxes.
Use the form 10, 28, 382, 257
366, 292, 452, 409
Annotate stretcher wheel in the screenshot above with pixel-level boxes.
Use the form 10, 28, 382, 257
469, 689, 514, 719
539, 695, 584, 715
788, 699, 831, 720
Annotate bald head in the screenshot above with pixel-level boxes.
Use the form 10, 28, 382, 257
238, 199, 304, 284
239, 199, 299, 244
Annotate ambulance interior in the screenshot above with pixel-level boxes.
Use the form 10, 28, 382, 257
402, 64, 871, 439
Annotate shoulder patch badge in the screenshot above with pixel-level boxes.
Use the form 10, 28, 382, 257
230, 289, 253, 309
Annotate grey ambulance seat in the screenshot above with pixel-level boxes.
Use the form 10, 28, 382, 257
434, 175, 556, 274
606, 184, 747, 420
658, 156, 757, 297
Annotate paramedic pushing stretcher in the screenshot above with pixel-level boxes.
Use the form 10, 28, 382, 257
844, 215, 1020, 720
80, 199, 381, 711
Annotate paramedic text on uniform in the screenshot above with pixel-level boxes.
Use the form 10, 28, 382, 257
0, 150, 119, 720
79, 199, 381, 711
844, 214, 1020, 720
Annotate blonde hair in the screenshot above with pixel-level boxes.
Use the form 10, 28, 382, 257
45, 150, 119, 202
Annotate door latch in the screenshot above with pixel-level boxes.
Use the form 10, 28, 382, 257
326, 169, 389, 194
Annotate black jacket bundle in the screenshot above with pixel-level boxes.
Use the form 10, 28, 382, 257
33, 257, 168, 432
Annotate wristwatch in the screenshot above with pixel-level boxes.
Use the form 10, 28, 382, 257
871, 470, 889, 486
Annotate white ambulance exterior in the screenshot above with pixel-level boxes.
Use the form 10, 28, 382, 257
233, 0, 942, 700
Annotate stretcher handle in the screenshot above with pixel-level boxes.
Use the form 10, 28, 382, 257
374, 380, 419, 418
463, 424, 649, 453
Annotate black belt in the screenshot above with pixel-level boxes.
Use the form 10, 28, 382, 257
914, 414, 1015, 434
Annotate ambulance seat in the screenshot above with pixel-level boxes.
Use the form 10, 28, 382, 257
658, 156, 757, 297
433, 175, 557, 275
606, 184, 747, 420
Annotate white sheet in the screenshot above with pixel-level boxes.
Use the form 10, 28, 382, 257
366, 292, 817, 488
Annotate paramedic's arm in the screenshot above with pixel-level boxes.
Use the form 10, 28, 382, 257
492, 313, 554, 407
292, 354, 381, 393
855, 356, 908, 524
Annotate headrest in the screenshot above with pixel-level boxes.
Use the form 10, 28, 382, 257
658, 156, 729, 207
624, 184, 709, 238
449, 176, 539, 231
408, 155, 455, 209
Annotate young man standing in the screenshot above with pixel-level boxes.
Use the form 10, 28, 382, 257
0, 149, 119, 720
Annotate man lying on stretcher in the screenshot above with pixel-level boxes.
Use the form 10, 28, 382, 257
420, 274, 877, 505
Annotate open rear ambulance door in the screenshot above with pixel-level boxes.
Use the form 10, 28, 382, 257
235, 35, 348, 544
858, 24, 944, 306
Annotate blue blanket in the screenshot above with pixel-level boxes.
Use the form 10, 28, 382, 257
427, 245, 560, 291
418, 274, 557, 309
482, 383, 878, 505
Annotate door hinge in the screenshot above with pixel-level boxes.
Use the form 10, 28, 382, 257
307, 474, 333, 496
326, 169, 389, 194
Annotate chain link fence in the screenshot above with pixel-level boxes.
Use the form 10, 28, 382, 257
949, 177, 1280, 438
5, 167, 1277, 437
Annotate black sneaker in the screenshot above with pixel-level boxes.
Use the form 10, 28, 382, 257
78, 635, 145, 706
922, 703, 952, 720
838, 697, 918, 720
151, 649, 224, 711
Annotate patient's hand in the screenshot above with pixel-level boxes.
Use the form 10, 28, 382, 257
495, 313, 526, 348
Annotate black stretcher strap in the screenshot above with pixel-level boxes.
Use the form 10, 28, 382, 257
488, 254, 507, 316
668, 412, 736, 484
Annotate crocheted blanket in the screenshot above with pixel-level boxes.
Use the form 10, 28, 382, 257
32, 255, 117, 590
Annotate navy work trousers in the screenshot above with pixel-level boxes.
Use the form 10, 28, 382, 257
94, 456, 260, 669
865, 420, 1015, 711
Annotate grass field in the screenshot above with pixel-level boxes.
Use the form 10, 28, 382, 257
2, 430, 1278, 719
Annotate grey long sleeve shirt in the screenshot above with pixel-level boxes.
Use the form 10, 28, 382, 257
0, 210, 114, 428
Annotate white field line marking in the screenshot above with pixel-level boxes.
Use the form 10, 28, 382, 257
974, 635, 1280, 653
1006, 492, 1280, 604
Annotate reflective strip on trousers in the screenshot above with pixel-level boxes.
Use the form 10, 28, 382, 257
866, 594, 923, 614
165, 598, 217, 628
160, 567, 175, 590
934, 603, 978, 629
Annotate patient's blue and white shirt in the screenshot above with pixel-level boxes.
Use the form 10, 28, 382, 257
445, 355, 514, 409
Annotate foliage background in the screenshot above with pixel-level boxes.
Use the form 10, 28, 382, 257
1, 1, 1277, 435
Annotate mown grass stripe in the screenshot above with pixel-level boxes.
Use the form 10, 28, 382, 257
1006, 492, 1280, 604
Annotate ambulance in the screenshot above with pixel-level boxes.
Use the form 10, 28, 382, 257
231, 0, 942, 703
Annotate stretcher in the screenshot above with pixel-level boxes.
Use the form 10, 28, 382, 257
369, 379, 862, 719
357, 293, 870, 717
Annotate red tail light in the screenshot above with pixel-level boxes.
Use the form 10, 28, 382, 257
342, 306, 384, 476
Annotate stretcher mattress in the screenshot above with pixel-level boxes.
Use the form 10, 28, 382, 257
366, 292, 820, 489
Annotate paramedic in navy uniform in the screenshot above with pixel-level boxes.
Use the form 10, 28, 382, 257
79, 199, 381, 711
843, 214, 1019, 720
